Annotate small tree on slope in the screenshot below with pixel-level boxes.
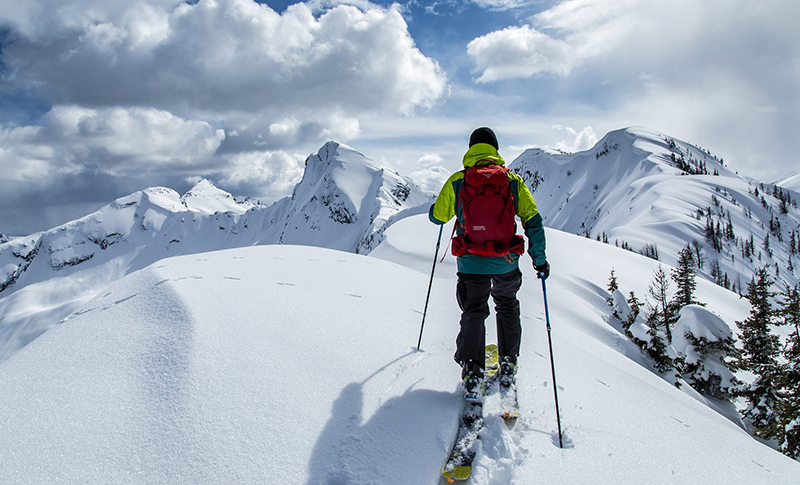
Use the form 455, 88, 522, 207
736, 268, 782, 437
672, 244, 703, 312
648, 264, 676, 342
606, 273, 680, 385
607, 269, 620, 319
775, 284, 800, 458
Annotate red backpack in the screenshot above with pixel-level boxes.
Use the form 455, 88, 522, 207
452, 164, 526, 257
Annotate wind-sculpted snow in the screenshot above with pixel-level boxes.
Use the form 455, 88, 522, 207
277, 141, 433, 253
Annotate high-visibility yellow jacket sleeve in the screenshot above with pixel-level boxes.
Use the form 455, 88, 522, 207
428, 171, 463, 225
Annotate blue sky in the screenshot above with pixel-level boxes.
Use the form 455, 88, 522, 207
1, 0, 798, 235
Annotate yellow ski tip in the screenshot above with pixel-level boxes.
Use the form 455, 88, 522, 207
443, 465, 472, 482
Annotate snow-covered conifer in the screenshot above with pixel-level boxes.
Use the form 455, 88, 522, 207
776, 285, 800, 458
736, 268, 782, 436
672, 244, 701, 311
648, 264, 675, 342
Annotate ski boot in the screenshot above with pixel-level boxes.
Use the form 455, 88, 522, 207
462, 360, 485, 403
499, 356, 517, 391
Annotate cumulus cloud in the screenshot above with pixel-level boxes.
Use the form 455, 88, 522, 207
220, 150, 306, 203
551, 125, 598, 153
1, 0, 446, 118
409, 154, 450, 193
468, 0, 799, 91
0, 0, 449, 234
467, 25, 574, 82
466, 0, 800, 179
0, 106, 225, 182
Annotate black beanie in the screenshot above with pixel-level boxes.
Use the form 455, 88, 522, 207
469, 127, 498, 150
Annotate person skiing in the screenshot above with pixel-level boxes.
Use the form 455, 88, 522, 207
429, 127, 548, 402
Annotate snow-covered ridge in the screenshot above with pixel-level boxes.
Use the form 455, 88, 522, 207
775, 171, 800, 193
0, 142, 432, 363
277, 141, 433, 253
509, 126, 800, 292
2, 127, 798, 366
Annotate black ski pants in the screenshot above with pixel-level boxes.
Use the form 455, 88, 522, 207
454, 268, 522, 377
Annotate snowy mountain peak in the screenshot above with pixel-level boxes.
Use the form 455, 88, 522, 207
509, 126, 799, 292
278, 141, 433, 253
180, 178, 258, 214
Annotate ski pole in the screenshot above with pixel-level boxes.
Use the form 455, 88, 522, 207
417, 225, 444, 350
540, 273, 563, 448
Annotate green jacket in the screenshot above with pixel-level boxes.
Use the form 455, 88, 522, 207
429, 143, 547, 274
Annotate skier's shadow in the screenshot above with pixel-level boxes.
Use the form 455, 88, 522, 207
305, 355, 456, 484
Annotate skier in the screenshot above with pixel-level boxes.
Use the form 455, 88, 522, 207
429, 127, 548, 401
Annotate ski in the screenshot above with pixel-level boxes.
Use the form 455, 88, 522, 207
499, 383, 519, 425
442, 401, 483, 483
485, 344, 500, 383
484, 344, 519, 425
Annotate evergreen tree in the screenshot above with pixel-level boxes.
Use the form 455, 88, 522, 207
681, 318, 738, 400
776, 285, 800, 458
648, 265, 675, 342
625, 290, 642, 334
606, 269, 620, 319
672, 244, 702, 311
691, 239, 704, 268
736, 268, 782, 437
644, 323, 678, 379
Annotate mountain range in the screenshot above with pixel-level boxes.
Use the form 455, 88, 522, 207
0, 141, 431, 363
3, 127, 799, 365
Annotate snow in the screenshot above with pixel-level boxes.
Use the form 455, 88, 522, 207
775, 171, 800, 192
1, 128, 800, 483
509, 127, 800, 293
1, 215, 798, 484
0, 143, 431, 363
181, 179, 257, 214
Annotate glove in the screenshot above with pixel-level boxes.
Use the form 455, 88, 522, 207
534, 261, 550, 280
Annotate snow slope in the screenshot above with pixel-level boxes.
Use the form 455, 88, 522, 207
776, 171, 800, 192
0, 142, 431, 364
509, 127, 800, 292
1, 215, 797, 484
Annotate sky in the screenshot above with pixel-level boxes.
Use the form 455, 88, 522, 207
1, 0, 798, 236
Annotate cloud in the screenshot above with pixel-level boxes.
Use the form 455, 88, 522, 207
409, 162, 450, 194
550, 125, 598, 153
0, 0, 450, 234
464, 0, 800, 179
0, 106, 225, 182
1, 0, 447, 119
467, 25, 573, 82
219, 150, 306, 203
